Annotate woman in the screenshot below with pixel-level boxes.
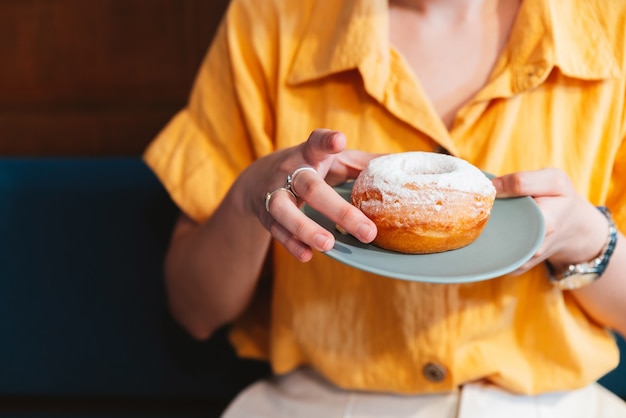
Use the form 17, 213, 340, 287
144, 0, 626, 415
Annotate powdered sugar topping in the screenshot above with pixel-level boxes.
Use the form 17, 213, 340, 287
363, 152, 495, 197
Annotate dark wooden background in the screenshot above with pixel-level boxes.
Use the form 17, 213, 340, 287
0, 0, 230, 156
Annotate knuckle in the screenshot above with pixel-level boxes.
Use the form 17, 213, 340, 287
293, 219, 310, 238
507, 174, 527, 195
552, 170, 570, 191
295, 176, 321, 197
334, 203, 355, 226
267, 221, 283, 239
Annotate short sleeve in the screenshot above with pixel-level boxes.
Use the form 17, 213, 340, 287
143, 0, 278, 221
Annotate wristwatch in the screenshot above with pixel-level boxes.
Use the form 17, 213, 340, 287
548, 206, 618, 290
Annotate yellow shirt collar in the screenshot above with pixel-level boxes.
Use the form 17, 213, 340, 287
485, 0, 621, 98
287, 0, 621, 99
286, 0, 390, 100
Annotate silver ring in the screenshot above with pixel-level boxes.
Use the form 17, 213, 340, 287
264, 187, 296, 213
285, 166, 317, 198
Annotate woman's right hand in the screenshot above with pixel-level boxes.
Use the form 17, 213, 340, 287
163, 129, 378, 338
239, 128, 378, 262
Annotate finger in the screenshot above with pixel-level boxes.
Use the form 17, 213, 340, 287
267, 220, 315, 262
301, 129, 347, 165
288, 166, 319, 201
492, 168, 570, 198
269, 191, 336, 252
295, 174, 376, 243
508, 234, 555, 275
334, 150, 384, 172
508, 229, 557, 275
326, 150, 384, 185
509, 256, 549, 276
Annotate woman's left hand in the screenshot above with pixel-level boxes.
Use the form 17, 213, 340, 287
492, 168, 609, 275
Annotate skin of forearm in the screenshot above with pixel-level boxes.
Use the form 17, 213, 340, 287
164, 187, 272, 340
571, 234, 626, 339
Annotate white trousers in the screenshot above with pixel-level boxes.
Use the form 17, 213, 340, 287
222, 368, 626, 418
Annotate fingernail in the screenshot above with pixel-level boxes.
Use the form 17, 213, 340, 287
356, 223, 376, 242
314, 234, 332, 251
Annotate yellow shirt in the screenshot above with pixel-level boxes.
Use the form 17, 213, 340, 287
144, 0, 626, 395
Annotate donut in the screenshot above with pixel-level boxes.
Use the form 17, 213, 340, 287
350, 152, 496, 254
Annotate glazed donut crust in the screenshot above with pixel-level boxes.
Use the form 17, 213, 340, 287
350, 153, 496, 254
351, 186, 493, 254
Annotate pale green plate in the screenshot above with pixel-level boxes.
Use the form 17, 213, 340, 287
302, 182, 545, 283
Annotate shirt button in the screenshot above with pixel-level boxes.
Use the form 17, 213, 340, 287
422, 362, 447, 383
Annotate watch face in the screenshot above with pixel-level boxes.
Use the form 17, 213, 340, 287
555, 273, 599, 290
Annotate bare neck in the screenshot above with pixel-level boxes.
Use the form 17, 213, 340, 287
388, 0, 521, 129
